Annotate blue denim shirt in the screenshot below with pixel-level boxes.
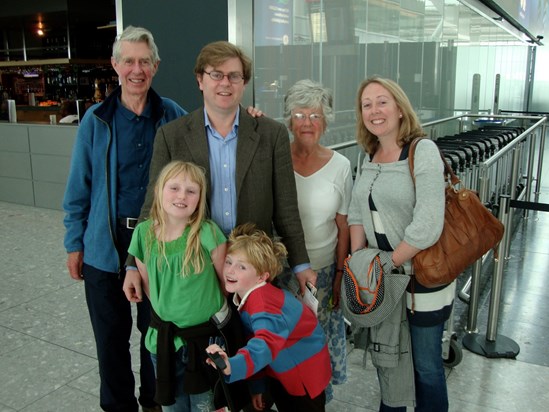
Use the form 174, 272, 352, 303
115, 98, 156, 218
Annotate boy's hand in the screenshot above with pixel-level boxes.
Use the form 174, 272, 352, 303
205, 344, 231, 375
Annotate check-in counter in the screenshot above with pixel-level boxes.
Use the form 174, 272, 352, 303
0, 122, 77, 210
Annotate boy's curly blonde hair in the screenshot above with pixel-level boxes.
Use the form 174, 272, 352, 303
228, 223, 287, 282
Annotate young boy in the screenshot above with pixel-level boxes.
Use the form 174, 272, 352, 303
206, 223, 331, 412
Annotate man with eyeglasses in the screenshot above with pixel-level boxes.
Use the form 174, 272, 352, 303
124, 40, 315, 297
123, 39, 315, 410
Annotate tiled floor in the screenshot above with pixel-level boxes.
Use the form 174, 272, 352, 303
1, 177, 548, 411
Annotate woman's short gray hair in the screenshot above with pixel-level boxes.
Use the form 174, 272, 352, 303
283, 79, 334, 128
112, 26, 160, 64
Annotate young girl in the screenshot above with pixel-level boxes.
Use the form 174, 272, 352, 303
128, 160, 227, 412
206, 223, 332, 412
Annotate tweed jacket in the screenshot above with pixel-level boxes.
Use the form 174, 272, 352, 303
138, 106, 310, 268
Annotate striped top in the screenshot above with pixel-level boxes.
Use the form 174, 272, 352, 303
226, 282, 331, 398
349, 139, 454, 326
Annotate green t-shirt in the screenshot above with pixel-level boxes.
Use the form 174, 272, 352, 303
128, 219, 226, 354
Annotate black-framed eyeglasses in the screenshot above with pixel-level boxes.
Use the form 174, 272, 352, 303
203, 70, 245, 83
292, 113, 324, 123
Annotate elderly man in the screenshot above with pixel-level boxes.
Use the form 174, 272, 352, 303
63, 26, 186, 412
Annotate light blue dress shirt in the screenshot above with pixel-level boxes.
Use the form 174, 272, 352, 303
205, 107, 239, 236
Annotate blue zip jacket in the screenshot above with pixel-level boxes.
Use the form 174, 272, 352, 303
62, 86, 187, 273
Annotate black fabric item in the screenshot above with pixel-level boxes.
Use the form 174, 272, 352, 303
211, 298, 252, 412
149, 308, 218, 406
212, 298, 247, 355
268, 377, 326, 412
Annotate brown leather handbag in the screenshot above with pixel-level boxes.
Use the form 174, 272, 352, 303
409, 138, 505, 288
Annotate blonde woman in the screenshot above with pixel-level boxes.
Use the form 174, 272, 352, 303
349, 77, 451, 411
128, 160, 227, 411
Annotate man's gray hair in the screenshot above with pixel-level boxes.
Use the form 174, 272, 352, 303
112, 26, 160, 64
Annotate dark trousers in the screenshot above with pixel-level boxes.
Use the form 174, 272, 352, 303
82, 224, 155, 412
268, 378, 326, 412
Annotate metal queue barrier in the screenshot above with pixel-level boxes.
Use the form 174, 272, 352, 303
425, 114, 547, 358
330, 112, 547, 361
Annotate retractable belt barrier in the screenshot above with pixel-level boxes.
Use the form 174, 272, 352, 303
509, 200, 549, 212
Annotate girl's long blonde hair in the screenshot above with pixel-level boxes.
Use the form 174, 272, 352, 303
147, 161, 208, 277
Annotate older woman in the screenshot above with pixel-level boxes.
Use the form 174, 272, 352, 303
349, 76, 453, 411
283, 79, 352, 402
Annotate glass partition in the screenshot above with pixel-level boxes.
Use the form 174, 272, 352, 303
249, 0, 532, 169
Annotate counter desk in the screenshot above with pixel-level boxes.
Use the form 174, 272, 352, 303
0, 121, 77, 210
15, 105, 62, 124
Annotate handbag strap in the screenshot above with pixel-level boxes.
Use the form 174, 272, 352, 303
408, 137, 461, 187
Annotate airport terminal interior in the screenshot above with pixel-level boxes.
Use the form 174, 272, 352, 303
0, 161, 548, 411
1, 0, 549, 411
